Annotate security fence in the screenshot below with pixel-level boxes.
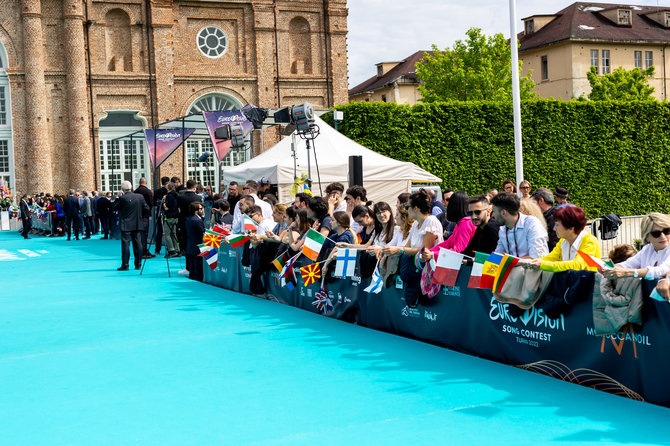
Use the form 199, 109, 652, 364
589, 215, 644, 259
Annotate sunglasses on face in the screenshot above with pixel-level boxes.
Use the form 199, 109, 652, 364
650, 228, 670, 238
467, 209, 486, 216
520, 186, 530, 190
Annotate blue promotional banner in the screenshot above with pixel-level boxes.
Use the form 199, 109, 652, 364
144, 128, 195, 169
204, 244, 670, 408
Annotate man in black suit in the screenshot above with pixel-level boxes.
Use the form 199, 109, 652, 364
63, 189, 81, 241
134, 177, 154, 258
114, 181, 149, 271
176, 179, 203, 263
153, 176, 169, 256
96, 192, 112, 239
19, 194, 32, 239
185, 201, 205, 281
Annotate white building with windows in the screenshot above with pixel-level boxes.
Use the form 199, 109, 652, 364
519, 2, 670, 100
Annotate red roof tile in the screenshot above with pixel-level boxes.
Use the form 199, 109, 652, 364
519, 2, 670, 52
348, 50, 433, 97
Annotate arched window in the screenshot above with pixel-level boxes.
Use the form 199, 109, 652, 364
0, 40, 14, 191
186, 93, 248, 190
98, 111, 147, 192
105, 9, 133, 72
289, 17, 312, 74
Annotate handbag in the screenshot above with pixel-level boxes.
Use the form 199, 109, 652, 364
420, 261, 441, 299
493, 266, 554, 309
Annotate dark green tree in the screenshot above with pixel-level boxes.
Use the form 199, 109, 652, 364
587, 66, 656, 101
415, 27, 536, 102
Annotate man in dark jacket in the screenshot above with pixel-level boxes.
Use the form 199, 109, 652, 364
63, 189, 81, 241
19, 195, 32, 239
176, 179, 203, 259
153, 176, 169, 255
462, 195, 499, 258
114, 181, 149, 271
185, 201, 205, 281
134, 177, 154, 258
532, 188, 559, 251
96, 192, 112, 239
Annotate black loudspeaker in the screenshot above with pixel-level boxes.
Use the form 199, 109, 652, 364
348, 155, 363, 187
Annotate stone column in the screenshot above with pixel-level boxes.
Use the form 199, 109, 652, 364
63, 0, 93, 191
21, 0, 53, 193
253, 3, 279, 108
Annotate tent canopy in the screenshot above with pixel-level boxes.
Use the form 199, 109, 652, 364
223, 116, 441, 205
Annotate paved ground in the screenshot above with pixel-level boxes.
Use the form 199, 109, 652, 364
1, 231, 669, 445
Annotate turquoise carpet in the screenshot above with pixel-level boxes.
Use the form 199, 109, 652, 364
0, 231, 668, 445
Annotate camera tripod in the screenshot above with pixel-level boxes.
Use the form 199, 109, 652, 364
140, 199, 172, 277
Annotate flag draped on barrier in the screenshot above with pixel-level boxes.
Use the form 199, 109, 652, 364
363, 262, 383, 294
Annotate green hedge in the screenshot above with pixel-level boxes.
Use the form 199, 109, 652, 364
324, 101, 670, 218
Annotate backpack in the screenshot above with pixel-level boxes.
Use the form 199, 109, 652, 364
598, 213, 622, 240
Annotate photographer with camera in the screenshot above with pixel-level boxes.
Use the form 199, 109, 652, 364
162, 182, 180, 259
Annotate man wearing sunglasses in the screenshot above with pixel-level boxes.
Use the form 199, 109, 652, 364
462, 195, 499, 258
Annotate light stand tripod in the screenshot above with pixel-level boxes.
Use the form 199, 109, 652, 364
140, 198, 171, 277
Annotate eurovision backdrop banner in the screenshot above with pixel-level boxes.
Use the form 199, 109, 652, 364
204, 245, 670, 409
144, 128, 195, 169
202, 107, 255, 161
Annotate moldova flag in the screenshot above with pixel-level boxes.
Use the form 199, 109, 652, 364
481, 252, 503, 289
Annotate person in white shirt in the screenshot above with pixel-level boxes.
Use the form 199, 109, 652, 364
491, 192, 549, 259
381, 189, 443, 308
248, 205, 277, 247
606, 213, 670, 281
326, 182, 347, 215
231, 181, 274, 232
231, 195, 255, 233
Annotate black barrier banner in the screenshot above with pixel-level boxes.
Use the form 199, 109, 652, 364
204, 244, 670, 408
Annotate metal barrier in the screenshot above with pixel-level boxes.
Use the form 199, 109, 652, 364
590, 215, 645, 259
30, 211, 53, 235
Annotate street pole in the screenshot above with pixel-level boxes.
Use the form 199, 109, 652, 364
509, 0, 524, 194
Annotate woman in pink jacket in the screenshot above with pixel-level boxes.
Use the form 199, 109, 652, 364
421, 190, 476, 262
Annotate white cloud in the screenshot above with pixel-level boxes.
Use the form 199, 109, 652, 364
347, 0, 665, 89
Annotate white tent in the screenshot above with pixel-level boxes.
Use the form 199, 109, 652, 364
223, 116, 441, 205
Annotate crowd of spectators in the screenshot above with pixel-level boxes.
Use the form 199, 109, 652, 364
16, 177, 670, 304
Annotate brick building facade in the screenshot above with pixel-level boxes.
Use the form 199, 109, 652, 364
0, 0, 348, 195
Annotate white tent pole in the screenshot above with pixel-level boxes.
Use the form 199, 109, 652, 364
509, 0, 524, 193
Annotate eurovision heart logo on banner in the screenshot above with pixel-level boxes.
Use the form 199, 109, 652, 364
202, 105, 255, 161
144, 128, 195, 169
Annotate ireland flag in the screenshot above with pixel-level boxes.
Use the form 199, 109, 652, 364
577, 251, 614, 270
302, 229, 326, 261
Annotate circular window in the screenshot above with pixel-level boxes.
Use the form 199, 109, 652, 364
197, 26, 228, 58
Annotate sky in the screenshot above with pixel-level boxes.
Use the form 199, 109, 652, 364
346, 0, 668, 89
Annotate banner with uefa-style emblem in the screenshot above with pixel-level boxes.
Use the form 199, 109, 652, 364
202, 107, 255, 161
144, 128, 195, 169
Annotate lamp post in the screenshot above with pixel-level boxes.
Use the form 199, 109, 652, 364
509, 0, 524, 194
